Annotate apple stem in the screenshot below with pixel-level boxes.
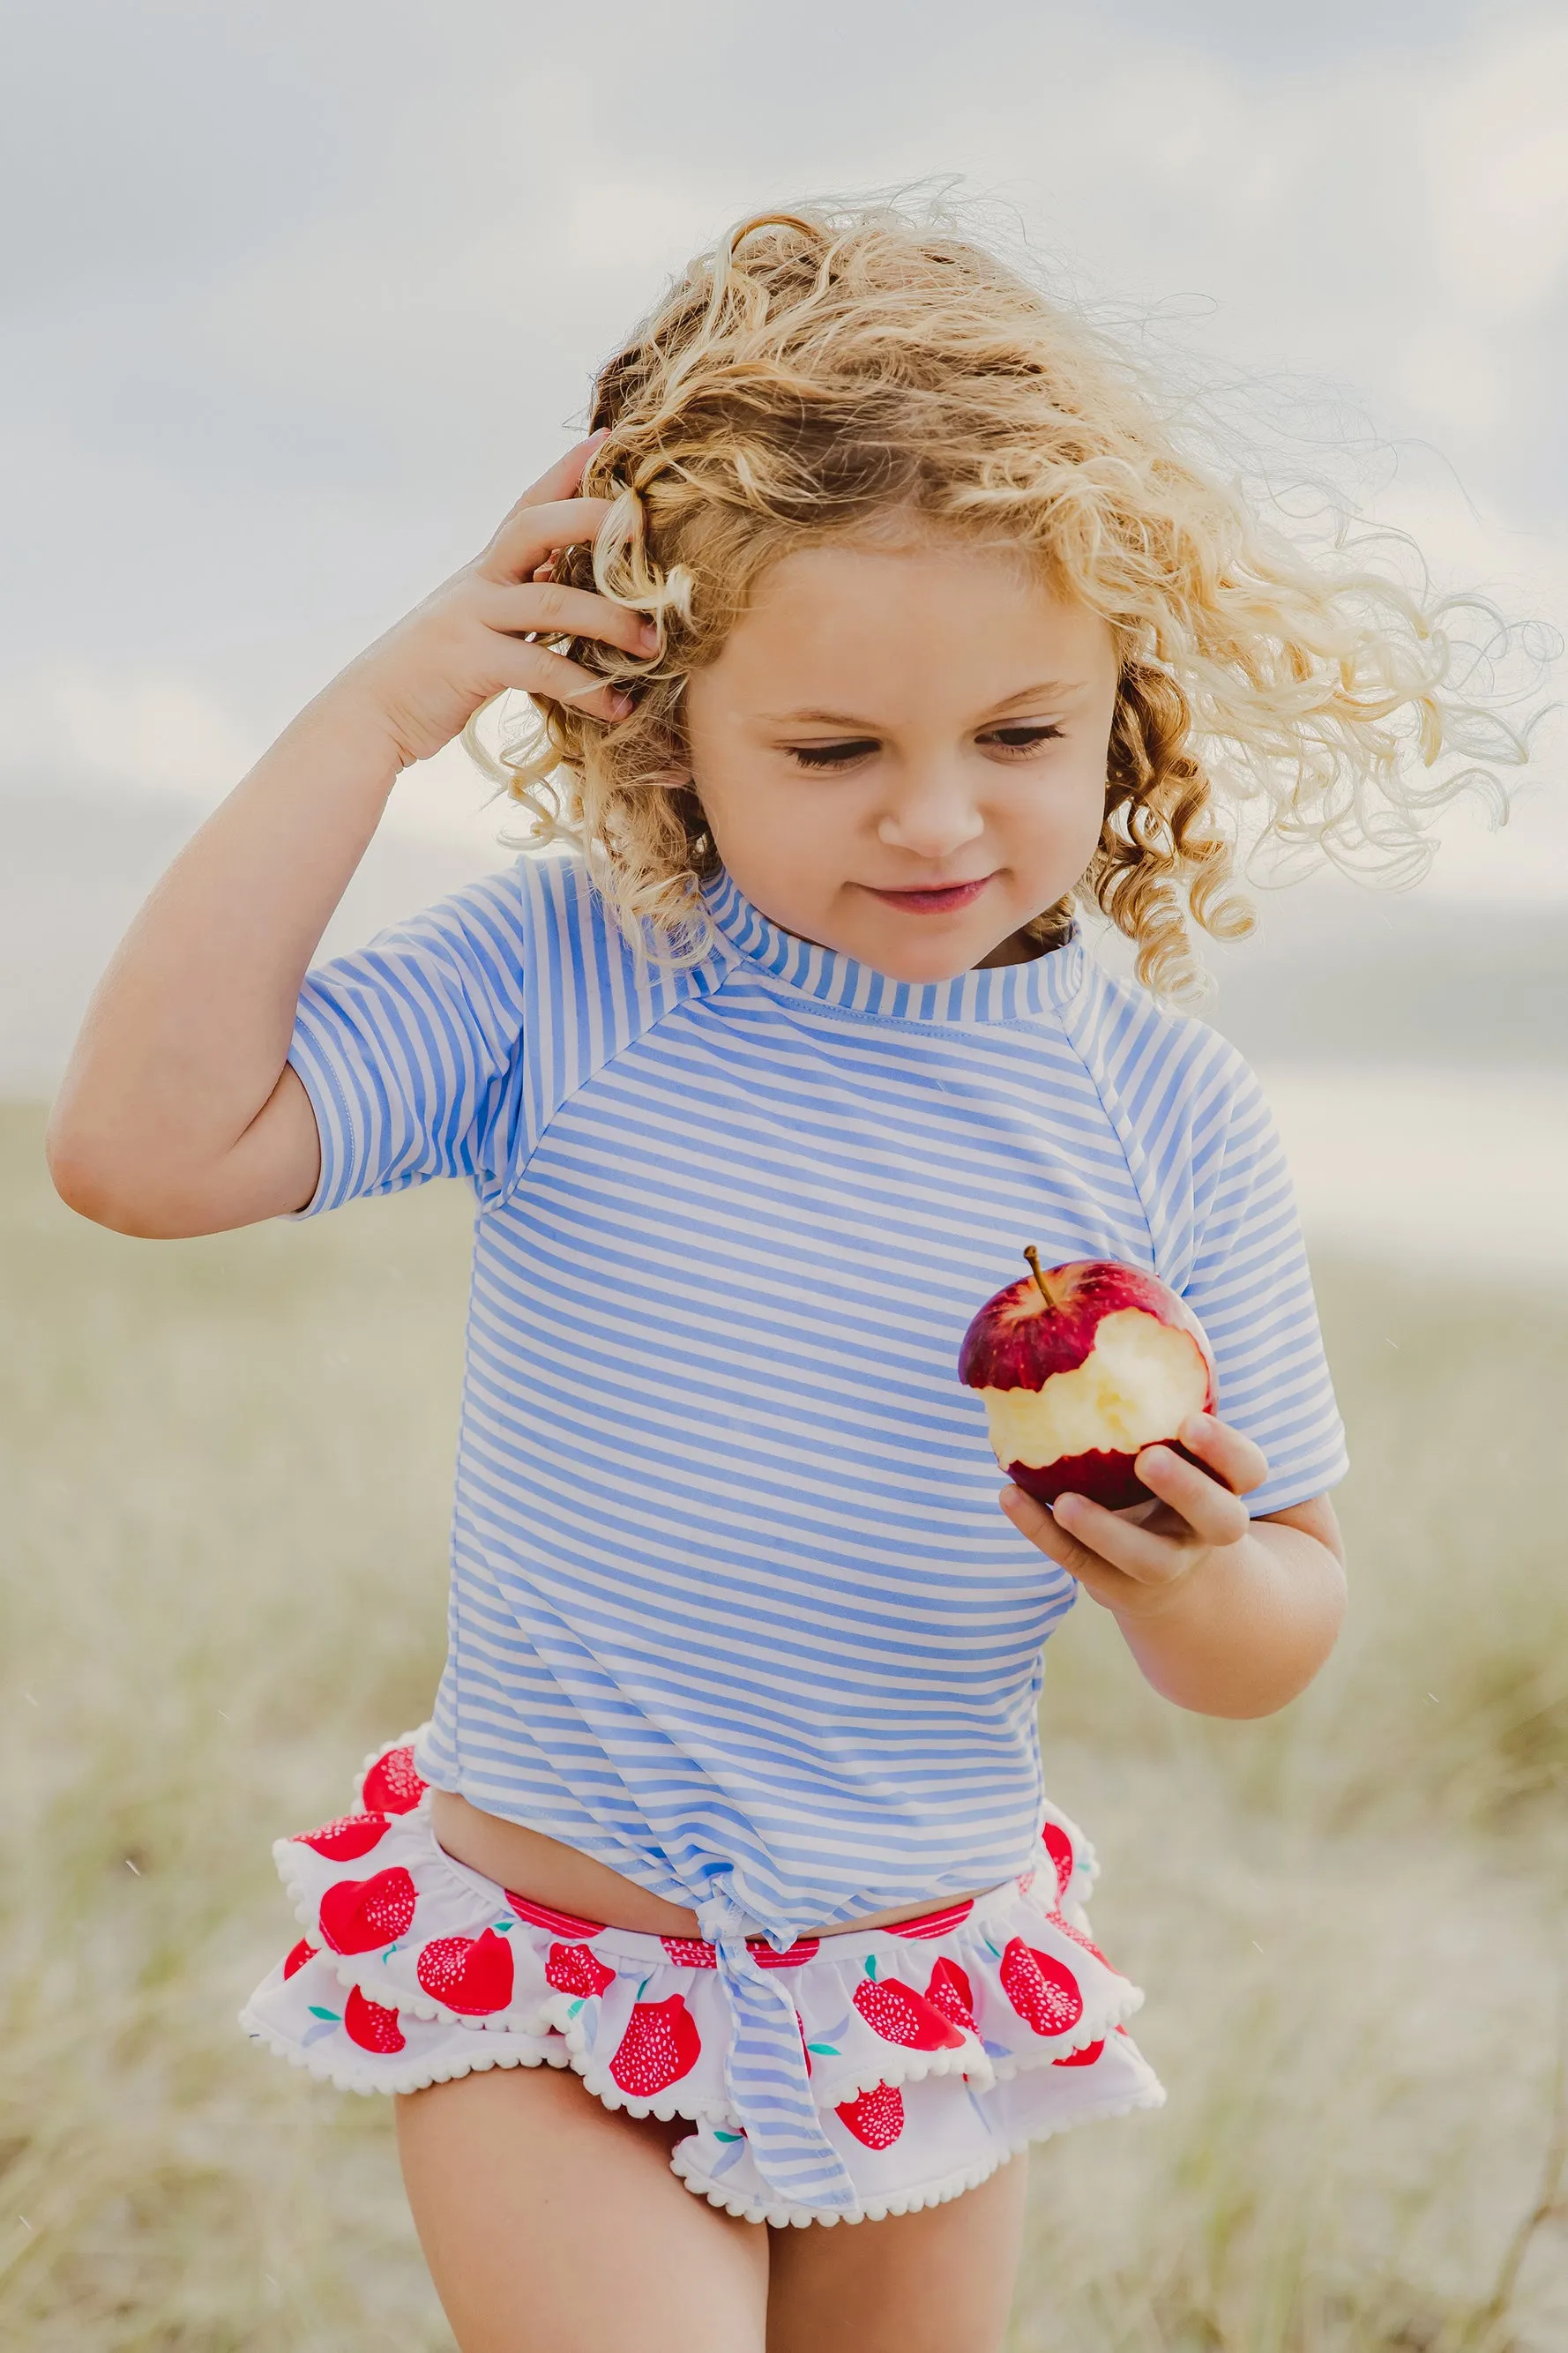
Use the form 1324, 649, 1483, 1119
1023, 1245, 1055, 1310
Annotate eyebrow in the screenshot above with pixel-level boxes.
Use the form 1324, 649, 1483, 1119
759, 681, 1089, 728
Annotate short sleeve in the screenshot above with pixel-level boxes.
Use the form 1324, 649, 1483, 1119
1179, 1047, 1348, 1516
287, 868, 530, 1216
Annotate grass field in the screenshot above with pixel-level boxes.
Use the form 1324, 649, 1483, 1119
2, 1099, 1564, 2350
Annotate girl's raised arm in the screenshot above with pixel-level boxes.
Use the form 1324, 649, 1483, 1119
47, 440, 649, 1239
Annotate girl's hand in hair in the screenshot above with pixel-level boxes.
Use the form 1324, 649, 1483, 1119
332, 433, 656, 773
46, 434, 655, 1240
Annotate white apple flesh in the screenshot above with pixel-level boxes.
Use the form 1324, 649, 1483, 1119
958, 1250, 1217, 1510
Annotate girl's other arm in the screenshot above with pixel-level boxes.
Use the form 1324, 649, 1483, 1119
47, 440, 647, 1239
1000, 1414, 1347, 1718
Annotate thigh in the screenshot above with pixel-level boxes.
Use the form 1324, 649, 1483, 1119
395, 2063, 770, 2353
765, 2153, 1028, 2353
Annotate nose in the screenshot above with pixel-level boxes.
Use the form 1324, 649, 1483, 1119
876, 768, 986, 862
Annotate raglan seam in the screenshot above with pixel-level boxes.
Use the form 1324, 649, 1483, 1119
489, 858, 743, 1211
1047, 967, 1168, 1274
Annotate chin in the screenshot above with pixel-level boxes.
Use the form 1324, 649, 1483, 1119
862, 941, 987, 983
846, 912, 1008, 982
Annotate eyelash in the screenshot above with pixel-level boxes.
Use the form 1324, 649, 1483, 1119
788, 725, 1064, 770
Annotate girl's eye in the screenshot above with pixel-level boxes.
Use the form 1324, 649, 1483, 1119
982, 724, 1064, 754
788, 738, 879, 769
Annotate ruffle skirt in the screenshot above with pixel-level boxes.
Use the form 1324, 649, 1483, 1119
241, 1732, 1164, 2226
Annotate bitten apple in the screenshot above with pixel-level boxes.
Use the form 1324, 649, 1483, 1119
958, 1250, 1216, 1510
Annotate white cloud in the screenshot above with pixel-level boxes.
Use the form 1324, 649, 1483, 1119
0, 660, 520, 863
4, 0, 1566, 907
0, 662, 257, 803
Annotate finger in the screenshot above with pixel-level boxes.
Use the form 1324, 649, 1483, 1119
480, 578, 658, 660
1176, 1411, 1269, 1498
492, 641, 632, 725
1046, 1487, 1197, 1584
997, 1485, 1153, 1610
480, 497, 619, 586
1131, 1445, 1253, 1546
495, 432, 609, 527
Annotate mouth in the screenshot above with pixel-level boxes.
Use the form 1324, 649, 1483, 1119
861, 876, 995, 915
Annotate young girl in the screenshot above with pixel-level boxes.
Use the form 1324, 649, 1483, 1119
49, 205, 1524, 2353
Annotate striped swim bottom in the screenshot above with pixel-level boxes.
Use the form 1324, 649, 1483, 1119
241, 1730, 1164, 2227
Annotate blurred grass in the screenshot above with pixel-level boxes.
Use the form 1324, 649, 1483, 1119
1, 1100, 1564, 2349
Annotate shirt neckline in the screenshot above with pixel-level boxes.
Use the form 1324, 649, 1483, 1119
701, 868, 1084, 1027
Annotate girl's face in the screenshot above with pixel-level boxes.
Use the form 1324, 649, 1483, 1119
683, 540, 1119, 979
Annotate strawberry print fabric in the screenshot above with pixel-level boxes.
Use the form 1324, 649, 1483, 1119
242, 1735, 1164, 2226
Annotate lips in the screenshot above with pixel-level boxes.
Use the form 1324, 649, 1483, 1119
863, 877, 992, 914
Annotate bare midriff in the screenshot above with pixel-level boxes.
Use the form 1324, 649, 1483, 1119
430, 1790, 985, 1939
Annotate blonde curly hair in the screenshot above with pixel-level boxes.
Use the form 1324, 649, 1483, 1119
466, 199, 1538, 997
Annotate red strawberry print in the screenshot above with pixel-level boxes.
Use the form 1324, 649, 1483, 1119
283, 1937, 316, 1980
661, 1937, 719, 1968
545, 1941, 616, 1998
998, 1938, 1084, 2037
1048, 1910, 1109, 1966
295, 1812, 390, 1861
344, 1983, 406, 2054
1053, 2038, 1104, 2069
924, 1956, 977, 2034
317, 1866, 417, 1956
361, 1745, 426, 1816
853, 1958, 966, 2051
609, 1995, 701, 2096
750, 1938, 822, 1971
797, 2009, 812, 2079
835, 2081, 905, 2149
1041, 1821, 1075, 1902
414, 1927, 515, 2015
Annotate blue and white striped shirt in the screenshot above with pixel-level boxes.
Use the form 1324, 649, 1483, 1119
288, 846, 1346, 2207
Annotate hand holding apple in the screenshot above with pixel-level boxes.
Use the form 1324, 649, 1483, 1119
959, 1250, 1270, 1624
997, 1405, 1270, 1625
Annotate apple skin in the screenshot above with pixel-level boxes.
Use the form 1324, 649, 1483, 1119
958, 1256, 1217, 1512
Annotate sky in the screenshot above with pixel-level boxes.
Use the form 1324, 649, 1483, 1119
4, 0, 1568, 894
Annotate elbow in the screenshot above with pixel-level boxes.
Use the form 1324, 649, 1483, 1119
1204, 1581, 1348, 1722
45, 1109, 185, 1238
45, 1108, 109, 1223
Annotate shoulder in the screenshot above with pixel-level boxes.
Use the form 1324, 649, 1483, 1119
1070, 956, 1263, 1135
1065, 957, 1292, 1284
414, 843, 631, 994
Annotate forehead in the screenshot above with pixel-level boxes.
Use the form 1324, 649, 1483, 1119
713, 539, 1116, 711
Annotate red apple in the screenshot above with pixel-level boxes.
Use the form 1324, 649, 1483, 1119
997, 1937, 1084, 2037
361, 1745, 427, 1816
415, 1927, 516, 2015
545, 1940, 617, 1998
317, 1865, 417, 1956
923, 1957, 977, 2034
294, 1811, 390, 1861
852, 1960, 967, 2051
835, 2081, 906, 2148
344, 1983, 407, 2055
958, 1250, 1215, 1510
608, 1994, 702, 2095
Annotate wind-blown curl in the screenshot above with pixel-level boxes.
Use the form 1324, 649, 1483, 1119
465, 198, 1545, 996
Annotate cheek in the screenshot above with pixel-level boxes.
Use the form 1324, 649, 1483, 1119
703, 784, 861, 889
1009, 755, 1107, 868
